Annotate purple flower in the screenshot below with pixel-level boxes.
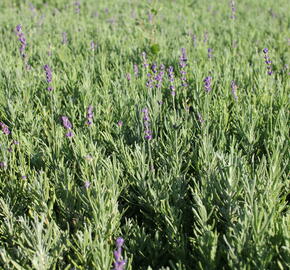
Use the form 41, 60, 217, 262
61, 116, 72, 129
65, 131, 74, 137
126, 73, 131, 81
155, 65, 165, 88
86, 106, 94, 126
231, 81, 238, 100
208, 48, 213, 59
0, 122, 10, 135
44, 65, 53, 91
21, 175, 27, 179
113, 237, 126, 270
263, 48, 268, 54
142, 108, 152, 140
203, 76, 212, 92
230, 1, 236, 19
16, 26, 26, 58
16, 24, 22, 32
179, 48, 188, 87
133, 64, 139, 77
84, 181, 91, 189
146, 73, 153, 89
168, 66, 176, 96
263, 48, 273, 75
117, 120, 123, 127
151, 63, 158, 74
15, 25, 30, 69
0, 162, 7, 168
74, 1, 80, 14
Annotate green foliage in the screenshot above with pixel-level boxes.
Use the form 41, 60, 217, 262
0, 0, 289, 269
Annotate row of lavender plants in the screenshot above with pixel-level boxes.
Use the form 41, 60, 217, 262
0, 0, 289, 269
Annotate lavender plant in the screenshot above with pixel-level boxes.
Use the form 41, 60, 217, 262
43, 64, 53, 91
1, 1, 289, 270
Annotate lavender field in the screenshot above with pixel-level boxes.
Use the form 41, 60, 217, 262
0, 0, 289, 269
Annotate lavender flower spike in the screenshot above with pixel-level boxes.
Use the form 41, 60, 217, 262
230, 1, 236, 19
168, 66, 176, 96
231, 80, 238, 100
133, 64, 139, 77
142, 52, 149, 68
113, 237, 126, 270
142, 108, 152, 140
179, 48, 188, 87
15, 25, 30, 70
0, 122, 10, 135
208, 48, 213, 59
263, 48, 273, 75
44, 64, 53, 91
204, 76, 212, 92
62, 116, 72, 129
74, 1, 80, 14
61, 116, 74, 137
86, 105, 94, 126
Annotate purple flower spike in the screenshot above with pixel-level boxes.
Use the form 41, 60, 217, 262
74, 1, 80, 14
208, 48, 213, 59
44, 65, 53, 91
168, 66, 176, 95
142, 108, 152, 140
146, 73, 153, 89
0, 162, 7, 168
16, 24, 22, 32
142, 52, 149, 68
231, 81, 238, 100
66, 131, 74, 137
155, 65, 165, 88
203, 76, 212, 92
263, 48, 273, 75
133, 64, 139, 77
86, 105, 94, 126
230, 1, 236, 19
15, 25, 30, 69
0, 122, 10, 135
61, 116, 73, 130
113, 237, 126, 270
126, 73, 131, 81
179, 48, 188, 87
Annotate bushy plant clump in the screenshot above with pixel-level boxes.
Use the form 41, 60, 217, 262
0, 0, 289, 269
